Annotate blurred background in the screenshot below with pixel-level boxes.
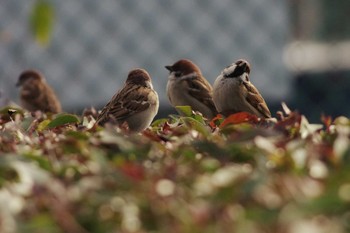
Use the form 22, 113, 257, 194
0, 0, 349, 121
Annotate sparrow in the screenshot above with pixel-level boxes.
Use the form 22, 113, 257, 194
165, 59, 217, 119
212, 59, 271, 118
16, 69, 62, 113
96, 68, 159, 132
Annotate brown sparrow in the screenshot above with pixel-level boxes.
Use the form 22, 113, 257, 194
165, 59, 217, 119
16, 70, 62, 113
96, 68, 159, 132
213, 59, 271, 118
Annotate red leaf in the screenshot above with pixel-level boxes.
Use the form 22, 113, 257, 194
220, 112, 259, 128
120, 162, 145, 181
209, 114, 224, 128
143, 129, 169, 142
275, 111, 302, 129
142, 129, 162, 142
162, 122, 172, 133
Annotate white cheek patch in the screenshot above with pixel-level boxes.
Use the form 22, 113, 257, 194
223, 64, 237, 77
216, 74, 224, 83
148, 81, 154, 89
179, 72, 197, 81
239, 73, 249, 83
168, 72, 176, 80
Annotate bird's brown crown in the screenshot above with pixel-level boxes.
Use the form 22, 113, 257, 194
126, 68, 151, 85
17, 70, 43, 86
165, 59, 201, 76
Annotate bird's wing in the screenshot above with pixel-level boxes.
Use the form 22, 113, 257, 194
182, 75, 217, 115
96, 85, 151, 125
42, 85, 61, 113
243, 81, 271, 118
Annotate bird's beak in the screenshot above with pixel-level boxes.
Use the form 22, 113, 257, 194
165, 65, 172, 72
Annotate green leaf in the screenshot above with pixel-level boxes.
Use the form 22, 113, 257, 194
175, 106, 193, 117
24, 154, 52, 171
193, 113, 206, 125
37, 119, 51, 131
65, 130, 90, 140
46, 114, 79, 129
30, 0, 55, 46
182, 117, 211, 137
0, 106, 24, 115
200, 158, 221, 172
19, 213, 60, 232
0, 166, 19, 187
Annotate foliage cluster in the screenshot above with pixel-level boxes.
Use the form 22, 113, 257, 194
0, 106, 350, 233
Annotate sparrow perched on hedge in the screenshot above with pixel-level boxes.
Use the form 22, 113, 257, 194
213, 59, 271, 118
96, 68, 159, 132
165, 59, 217, 119
16, 70, 62, 113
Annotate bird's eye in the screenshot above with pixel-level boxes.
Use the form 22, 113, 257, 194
245, 76, 249, 82
174, 71, 182, 77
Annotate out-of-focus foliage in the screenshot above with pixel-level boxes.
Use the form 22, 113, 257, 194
0, 106, 350, 233
30, 0, 54, 46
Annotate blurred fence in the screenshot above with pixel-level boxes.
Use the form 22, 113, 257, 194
0, 0, 290, 114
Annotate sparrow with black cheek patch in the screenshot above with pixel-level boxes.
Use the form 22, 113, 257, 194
16, 70, 62, 113
96, 68, 159, 132
165, 59, 217, 119
213, 59, 271, 118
